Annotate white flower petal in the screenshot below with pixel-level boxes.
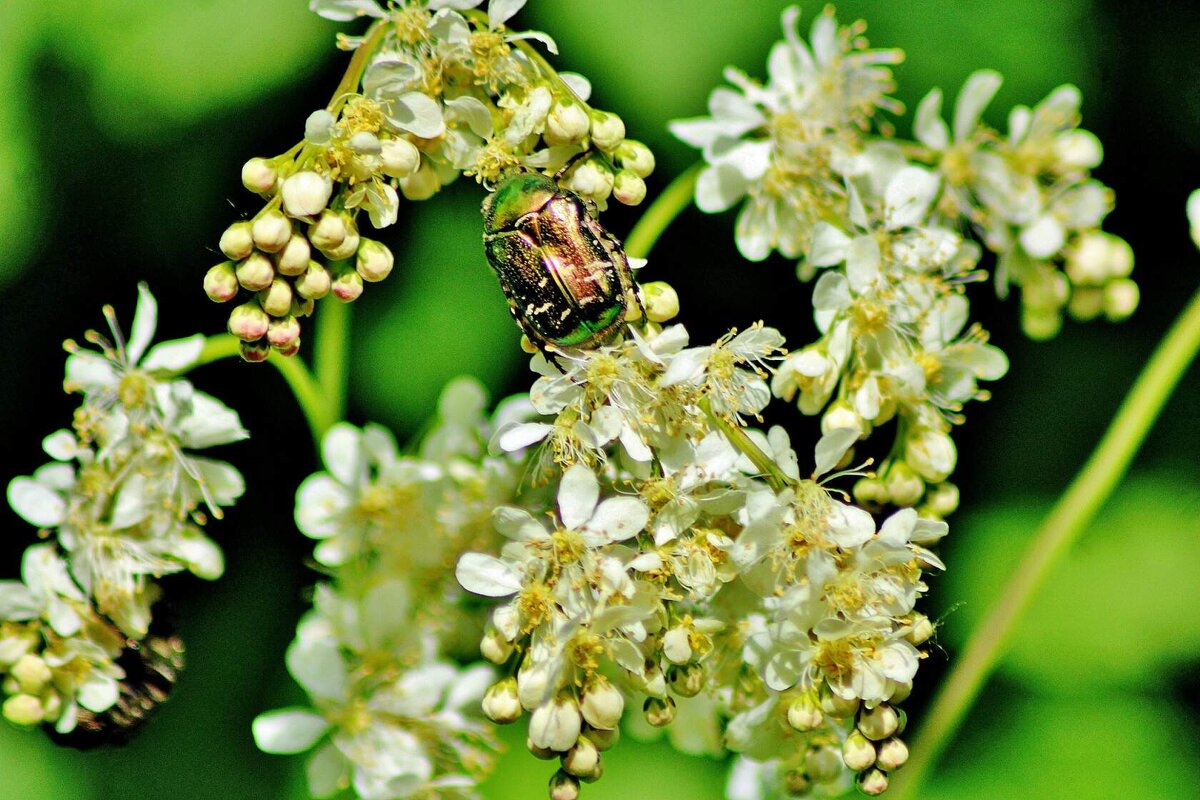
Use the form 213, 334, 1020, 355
253, 708, 331, 754
953, 69, 1002, 141
142, 334, 205, 372
126, 282, 159, 366
78, 675, 119, 713
286, 638, 347, 700
559, 72, 592, 102
694, 163, 749, 214
493, 421, 552, 453
455, 553, 523, 597
884, 166, 940, 229
586, 497, 649, 543
557, 464, 599, 530
322, 423, 363, 487
7, 478, 66, 528
914, 88, 950, 150
1020, 214, 1066, 259
813, 428, 858, 478
488, 0, 526, 28
390, 92, 445, 138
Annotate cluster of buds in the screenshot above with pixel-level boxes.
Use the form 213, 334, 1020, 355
2, 285, 245, 739
207, 0, 655, 361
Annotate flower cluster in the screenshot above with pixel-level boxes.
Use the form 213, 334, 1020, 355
206, 0, 655, 360
253, 381, 526, 799
450, 320, 942, 798
1, 284, 245, 739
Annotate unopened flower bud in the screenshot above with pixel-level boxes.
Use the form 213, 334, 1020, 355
642, 695, 676, 727
2, 693, 43, 726
305, 109, 336, 144
638, 663, 667, 698
668, 663, 704, 698
483, 677, 523, 724
906, 613, 935, 646
889, 683, 913, 705
40, 690, 61, 721
219, 221, 255, 260
11, 655, 51, 694
322, 216, 360, 261
806, 744, 843, 783
276, 234, 312, 276
584, 725, 619, 751
561, 735, 599, 777
529, 696, 583, 753
348, 130, 381, 156
854, 476, 889, 507
236, 252, 275, 292
877, 737, 909, 771
258, 278, 294, 317
580, 678, 623, 730
480, 627, 513, 664
924, 482, 959, 517
821, 399, 864, 437
787, 693, 823, 731
784, 770, 811, 795
579, 759, 603, 784
1068, 286, 1104, 321
662, 627, 693, 665
566, 159, 614, 202
858, 703, 899, 741
640, 281, 679, 323
543, 98, 591, 145
380, 137, 421, 178
820, 691, 860, 719
548, 770, 580, 800
294, 297, 315, 317
204, 261, 240, 302
228, 301, 270, 341
1067, 231, 1126, 285
331, 266, 364, 302
308, 210, 347, 253
267, 315, 301, 348
1053, 129, 1103, 171
295, 261, 332, 300
273, 338, 301, 357
527, 737, 557, 760
1104, 278, 1139, 321
252, 209, 293, 253
400, 160, 440, 201
905, 428, 956, 483
281, 170, 333, 217
241, 157, 277, 194
1022, 307, 1063, 341
842, 730, 877, 772
589, 110, 625, 152
856, 768, 889, 796
612, 170, 646, 206
356, 239, 394, 282
615, 140, 655, 178
885, 461, 925, 507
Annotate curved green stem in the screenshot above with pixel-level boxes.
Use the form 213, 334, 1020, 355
192, 334, 336, 446
700, 397, 794, 491
314, 299, 352, 424
624, 162, 702, 260
893, 285, 1200, 798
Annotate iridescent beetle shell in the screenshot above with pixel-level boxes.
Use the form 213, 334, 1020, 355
482, 173, 640, 356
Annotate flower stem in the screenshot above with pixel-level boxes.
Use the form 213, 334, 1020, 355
624, 163, 702, 260
700, 397, 794, 491
314, 298, 351, 424
192, 334, 336, 446
892, 285, 1200, 798
327, 20, 389, 113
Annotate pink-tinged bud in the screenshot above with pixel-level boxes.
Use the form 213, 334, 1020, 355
615, 140, 655, 178
272, 339, 301, 357
228, 301, 270, 341
331, 267, 363, 302
589, 110, 625, 152
319, 214, 359, 261
543, 99, 590, 146
266, 314, 301, 348
239, 338, 271, 362
580, 678, 624, 730
252, 209, 293, 253
380, 137, 421, 178
295, 261, 332, 300
399, 161, 439, 201
257, 278, 294, 317
356, 239, 394, 282
483, 678, 522, 724
877, 737, 909, 770
548, 770, 580, 800
276, 234, 311, 276
204, 261, 240, 303
857, 768, 889, 796
219, 221, 254, 260
281, 170, 333, 218
612, 170, 646, 206
842, 730, 877, 772
235, 252, 275, 292
308, 210, 347, 253
241, 157, 277, 194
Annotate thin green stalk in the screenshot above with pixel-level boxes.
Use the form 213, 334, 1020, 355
313, 298, 351, 424
191, 334, 336, 445
700, 397, 794, 491
624, 163, 702, 260
893, 285, 1200, 798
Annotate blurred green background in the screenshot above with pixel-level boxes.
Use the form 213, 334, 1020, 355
1, 0, 1198, 797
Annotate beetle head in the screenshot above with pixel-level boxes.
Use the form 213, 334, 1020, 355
482, 172, 560, 233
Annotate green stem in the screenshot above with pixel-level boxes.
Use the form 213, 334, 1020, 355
191, 334, 336, 445
624, 163, 702, 260
314, 298, 352, 424
893, 285, 1200, 798
700, 397, 794, 491
326, 20, 390, 113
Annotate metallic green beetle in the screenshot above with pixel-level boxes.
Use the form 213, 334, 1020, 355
482, 172, 641, 359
